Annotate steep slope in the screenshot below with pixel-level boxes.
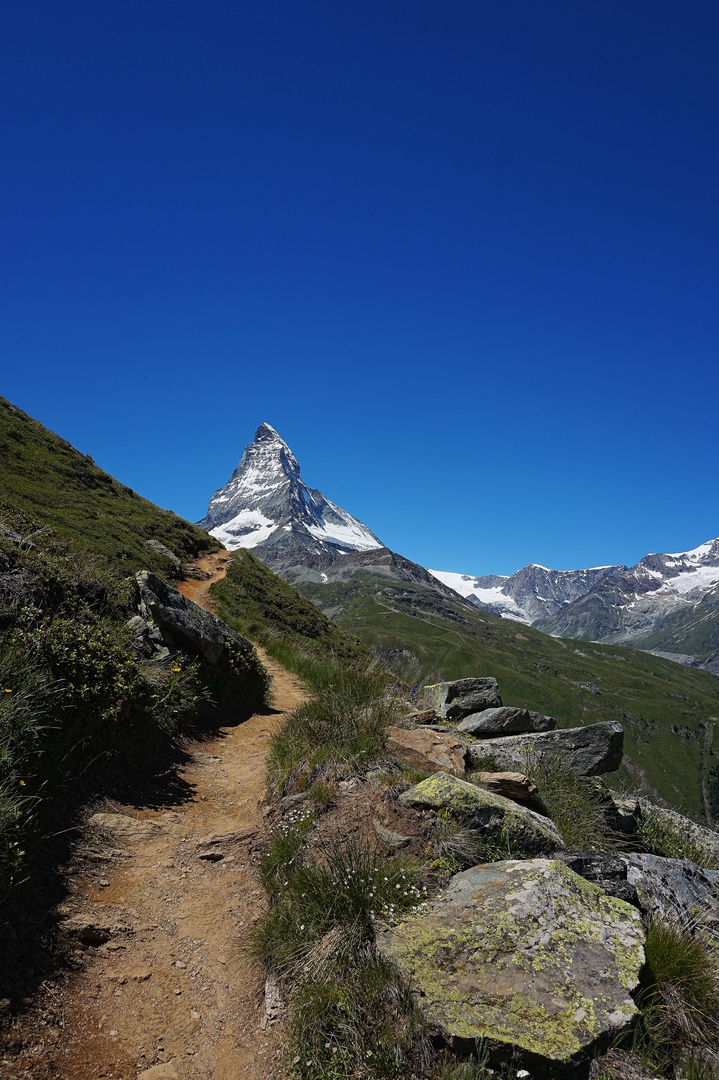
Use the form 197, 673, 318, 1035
294, 570, 719, 820
0, 396, 218, 572
199, 423, 383, 565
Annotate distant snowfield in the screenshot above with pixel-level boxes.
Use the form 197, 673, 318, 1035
210, 509, 276, 550
428, 569, 531, 623
306, 519, 382, 551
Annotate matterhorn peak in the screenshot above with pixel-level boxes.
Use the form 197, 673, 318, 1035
254, 421, 283, 442
198, 425, 383, 566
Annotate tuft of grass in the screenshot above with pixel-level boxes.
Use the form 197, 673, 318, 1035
428, 811, 511, 873
633, 918, 719, 1074
250, 840, 430, 1078
307, 781, 335, 806
266, 667, 401, 793
526, 757, 617, 852
259, 809, 314, 898
637, 808, 719, 871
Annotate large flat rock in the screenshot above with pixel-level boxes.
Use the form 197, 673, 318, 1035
457, 706, 555, 737
385, 726, 467, 776
423, 678, 502, 719
399, 771, 564, 855
466, 721, 624, 776
378, 859, 644, 1077
135, 570, 253, 665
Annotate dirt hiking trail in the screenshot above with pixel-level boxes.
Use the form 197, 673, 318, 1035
10, 552, 304, 1080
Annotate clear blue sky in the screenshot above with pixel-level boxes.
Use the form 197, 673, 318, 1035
2, 1, 718, 576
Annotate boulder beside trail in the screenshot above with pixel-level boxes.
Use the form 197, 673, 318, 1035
457, 706, 556, 737
423, 678, 502, 719
399, 771, 564, 855
385, 727, 467, 776
378, 859, 644, 1077
466, 721, 624, 776
135, 570, 253, 665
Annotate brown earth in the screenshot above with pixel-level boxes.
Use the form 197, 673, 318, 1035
2, 553, 304, 1080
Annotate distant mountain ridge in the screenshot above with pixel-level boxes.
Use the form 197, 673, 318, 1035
431, 540, 719, 672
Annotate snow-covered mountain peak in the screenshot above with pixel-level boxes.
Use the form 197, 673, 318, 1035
199, 425, 383, 564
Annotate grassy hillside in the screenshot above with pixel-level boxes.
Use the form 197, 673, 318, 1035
0, 396, 219, 572
211, 548, 373, 671
294, 571, 719, 820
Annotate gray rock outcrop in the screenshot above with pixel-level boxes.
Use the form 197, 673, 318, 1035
423, 678, 502, 719
378, 859, 644, 1076
135, 570, 253, 665
399, 771, 564, 855
466, 721, 624, 776
457, 706, 555, 737
622, 853, 719, 938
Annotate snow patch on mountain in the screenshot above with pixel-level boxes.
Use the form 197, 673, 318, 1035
199, 423, 383, 561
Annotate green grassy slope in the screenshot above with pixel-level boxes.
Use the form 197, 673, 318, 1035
211, 549, 373, 669
295, 571, 719, 820
0, 396, 218, 572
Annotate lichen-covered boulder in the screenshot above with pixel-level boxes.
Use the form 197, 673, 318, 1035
378, 859, 644, 1076
398, 771, 564, 855
466, 721, 624, 776
457, 706, 555, 737
135, 570, 253, 665
385, 726, 467, 776
622, 853, 719, 937
423, 678, 502, 719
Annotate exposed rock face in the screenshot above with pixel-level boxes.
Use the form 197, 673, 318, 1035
135, 570, 254, 665
385, 727, 467, 776
198, 423, 383, 564
143, 539, 181, 571
466, 721, 624, 777
399, 772, 564, 855
89, 813, 161, 843
423, 678, 502, 719
457, 706, 555, 737
472, 771, 545, 811
638, 799, 719, 866
556, 852, 638, 906
378, 859, 644, 1076
622, 853, 719, 937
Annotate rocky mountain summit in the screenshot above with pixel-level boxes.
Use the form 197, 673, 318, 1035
433, 540, 719, 671
199, 422, 383, 566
